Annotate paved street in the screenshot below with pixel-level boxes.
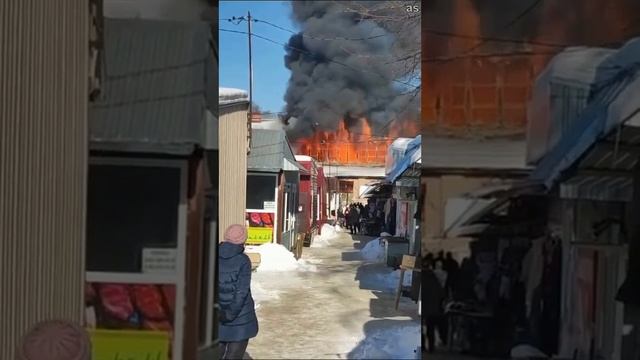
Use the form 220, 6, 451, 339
245, 232, 420, 359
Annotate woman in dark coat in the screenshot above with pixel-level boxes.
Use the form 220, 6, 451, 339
424, 268, 447, 353
218, 224, 259, 359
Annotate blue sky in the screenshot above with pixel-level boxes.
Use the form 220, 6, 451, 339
219, 1, 296, 113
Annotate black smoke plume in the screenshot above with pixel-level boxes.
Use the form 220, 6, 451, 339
283, 1, 420, 140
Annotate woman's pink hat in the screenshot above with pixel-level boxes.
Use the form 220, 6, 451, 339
17, 320, 91, 360
224, 224, 248, 244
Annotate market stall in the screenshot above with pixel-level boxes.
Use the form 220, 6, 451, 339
86, 18, 217, 360
245, 129, 305, 253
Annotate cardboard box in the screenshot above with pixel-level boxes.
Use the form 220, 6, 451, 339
401, 255, 416, 269
246, 252, 261, 271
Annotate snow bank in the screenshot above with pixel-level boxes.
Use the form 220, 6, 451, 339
254, 243, 317, 272
321, 224, 337, 238
311, 224, 341, 248
371, 269, 413, 292
350, 324, 421, 359
360, 238, 385, 262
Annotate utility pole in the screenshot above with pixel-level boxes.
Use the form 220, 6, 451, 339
246, 11, 254, 152
247, 11, 253, 117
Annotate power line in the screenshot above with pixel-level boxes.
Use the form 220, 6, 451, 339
253, 17, 389, 41
424, 50, 558, 63
423, 28, 566, 48
223, 16, 388, 41
220, 28, 419, 89
438, 0, 545, 62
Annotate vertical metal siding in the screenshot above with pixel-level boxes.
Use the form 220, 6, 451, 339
0, 0, 88, 358
218, 104, 248, 242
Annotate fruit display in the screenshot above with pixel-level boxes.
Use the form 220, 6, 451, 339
247, 212, 274, 228
85, 282, 176, 357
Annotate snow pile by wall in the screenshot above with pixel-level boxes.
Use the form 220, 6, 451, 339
255, 243, 317, 272
349, 324, 421, 359
311, 224, 341, 248
360, 238, 385, 262
372, 269, 413, 292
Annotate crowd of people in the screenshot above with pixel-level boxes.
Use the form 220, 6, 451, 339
335, 199, 395, 236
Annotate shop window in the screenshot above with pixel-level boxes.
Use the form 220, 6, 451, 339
86, 164, 180, 273
246, 174, 276, 210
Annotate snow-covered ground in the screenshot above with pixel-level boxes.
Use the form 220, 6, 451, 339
251, 281, 281, 309
246, 229, 420, 359
253, 243, 318, 272
349, 323, 421, 360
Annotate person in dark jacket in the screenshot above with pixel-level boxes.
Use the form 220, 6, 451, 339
424, 268, 447, 353
218, 224, 258, 359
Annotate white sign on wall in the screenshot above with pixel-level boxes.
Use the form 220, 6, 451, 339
142, 248, 177, 274
263, 201, 276, 211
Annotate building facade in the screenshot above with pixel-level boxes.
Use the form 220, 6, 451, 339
0, 1, 90, 358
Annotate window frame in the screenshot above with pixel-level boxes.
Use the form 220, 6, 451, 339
85, 156, 188, 359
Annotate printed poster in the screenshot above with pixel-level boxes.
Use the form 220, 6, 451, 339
246, 212, 275, 245
85, 282, 175, 359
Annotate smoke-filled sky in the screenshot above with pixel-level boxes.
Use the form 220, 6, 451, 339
284, 1, 420, 140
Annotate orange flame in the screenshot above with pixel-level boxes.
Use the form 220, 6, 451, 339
294, 118, 418, 165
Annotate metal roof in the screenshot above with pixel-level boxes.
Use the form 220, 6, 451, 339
89, 18, 216, 155
423, 137, 530, 171
386, 135, 421, 183
321, 165, 385, 178
531, 37, 640, 189
248, 129, 305, 173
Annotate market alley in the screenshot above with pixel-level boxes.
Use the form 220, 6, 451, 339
244, 228, 420, 359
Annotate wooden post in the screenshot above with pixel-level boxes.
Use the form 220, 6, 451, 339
396, 255, 417, 310
395, 269, 405, 311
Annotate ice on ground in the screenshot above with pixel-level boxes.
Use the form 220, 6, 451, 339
335, 224, 345, 233
297, 258, 319, 272
311, 224, 341, 248
254, 243, 317, 272
251, 281, 281, 307
360, 238, 385, 262
349, 324, 421, 359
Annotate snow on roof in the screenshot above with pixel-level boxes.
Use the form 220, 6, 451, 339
295, 155, 315, 162
219, 87, 248, 105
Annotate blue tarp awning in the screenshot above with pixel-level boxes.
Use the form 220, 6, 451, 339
386, 135, 422, 183
530, 38, 640, 188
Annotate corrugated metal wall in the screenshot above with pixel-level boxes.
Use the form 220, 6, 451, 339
0, 1, 88, 358
218, 104, 249, 242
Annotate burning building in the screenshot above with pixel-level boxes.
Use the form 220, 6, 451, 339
283, 1, 421, 166
423, 0, 640, 137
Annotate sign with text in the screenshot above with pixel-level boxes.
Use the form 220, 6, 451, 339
89, 329, 170, 360
246, 212, 275, 245
247, 227, 273, 245
263, 201, 276, 211
142, 248, 177, 274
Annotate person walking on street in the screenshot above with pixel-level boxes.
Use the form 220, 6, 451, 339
349, 204, 360, 235
218, 224, 259, 359
424, 267, 447, 353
